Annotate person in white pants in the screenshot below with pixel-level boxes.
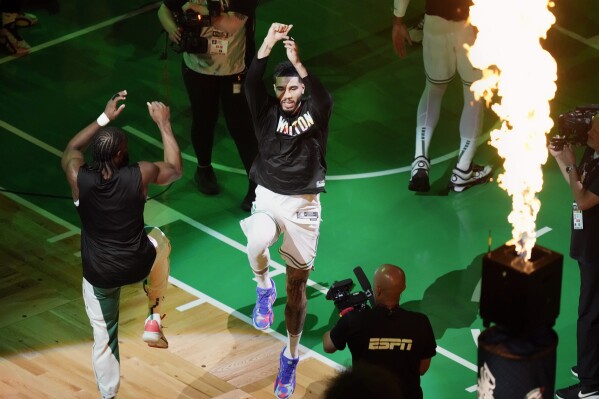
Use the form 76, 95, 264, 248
392, 0, 492, 193
61, 90, 182, 399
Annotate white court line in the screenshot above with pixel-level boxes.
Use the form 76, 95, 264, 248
125, 126, 246, 174
0, 2, 161, 65
0, 186, 80, 236
48, 230, 79, 243
472, 329, 481, 347
169, 275, 345, 371
4, 121, 484, 378
125, 124, 492, 180
466, 385, 478, 393
0, 180, 341, 371
553, 25, 599, 52
535, 226, 552, 238
437, 346, 478, 372
0, 187, 476, 380
0, 1, 581, 380
327, 131, 492, 180
176, 298, 206, 312
0, 120, 63, 157
4, 5, 594, 179
152, 203, 331, 296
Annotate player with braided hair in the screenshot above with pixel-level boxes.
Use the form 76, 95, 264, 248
61, 90, 182, 399
89, 127, 128, 171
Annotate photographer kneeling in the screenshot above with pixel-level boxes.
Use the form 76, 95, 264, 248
323, 264, 436, 399
550, 113, 599, 399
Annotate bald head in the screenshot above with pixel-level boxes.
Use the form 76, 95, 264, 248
373, 264, 406, 307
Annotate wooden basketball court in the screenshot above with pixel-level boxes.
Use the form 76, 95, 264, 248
0, 194, 337, 398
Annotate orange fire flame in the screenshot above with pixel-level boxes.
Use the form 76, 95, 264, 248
467, 0, 558, 261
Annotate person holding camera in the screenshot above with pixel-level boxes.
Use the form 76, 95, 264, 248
158, 0, 258, 211
240, 23, 333, 399
61, 90, 183, 399
550, 114, 599, 399
323, 264, 436, 399
392, 0, 492, 193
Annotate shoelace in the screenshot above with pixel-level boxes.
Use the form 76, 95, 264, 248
257, 289, 273, 313
279, 359, 296, 384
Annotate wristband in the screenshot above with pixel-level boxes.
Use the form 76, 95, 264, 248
96, 112, 110, 127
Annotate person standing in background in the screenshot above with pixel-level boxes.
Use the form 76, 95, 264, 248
392, 0, 492, 193
158, 0, 258, 210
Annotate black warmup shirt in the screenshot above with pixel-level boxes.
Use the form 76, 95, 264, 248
426, 0, 472, 21
571, 147, 599, 262
330, 306, 437, 399
77, 164, 156, 289
244, 56, 333, 195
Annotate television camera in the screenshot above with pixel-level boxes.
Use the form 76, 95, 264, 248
550, 105, 599, 150
326, 266, 376, 315
172, 1, 222, 54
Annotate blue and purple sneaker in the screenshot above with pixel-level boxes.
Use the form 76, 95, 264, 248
252, 278, 276, 330
274, 347, 299, 399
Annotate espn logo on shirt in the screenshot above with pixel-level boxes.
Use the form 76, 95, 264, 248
368, 338, 413, 351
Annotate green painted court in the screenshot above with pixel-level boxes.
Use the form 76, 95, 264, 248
1, 0, 598, 397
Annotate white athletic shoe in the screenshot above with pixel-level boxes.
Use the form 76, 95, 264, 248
449, 163, 492, 192
408, 156, 430, 192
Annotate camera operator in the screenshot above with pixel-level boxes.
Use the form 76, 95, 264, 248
323, 264, 436, 399
550, 114, 599, 399
158, 0, 258, 211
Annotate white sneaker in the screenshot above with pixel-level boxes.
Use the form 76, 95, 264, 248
408, 156, 430, 192
142, 314, 168, 348
449, 163, 492, 192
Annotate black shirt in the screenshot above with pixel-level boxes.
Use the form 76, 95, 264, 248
571, 147, 599, 262
426, 0, 472, 22
330, 306, 437, 399
244, 56, 333, 195
77, 164, 156, 288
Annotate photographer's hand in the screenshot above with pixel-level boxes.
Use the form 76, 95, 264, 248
549, 143, 576, 166
552, 142, 599, 210
167, 26, 182, 44
549, 143, 582, 187
158, 4, 182, 43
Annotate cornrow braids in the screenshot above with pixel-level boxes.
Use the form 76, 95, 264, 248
89, 126, 127, 176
